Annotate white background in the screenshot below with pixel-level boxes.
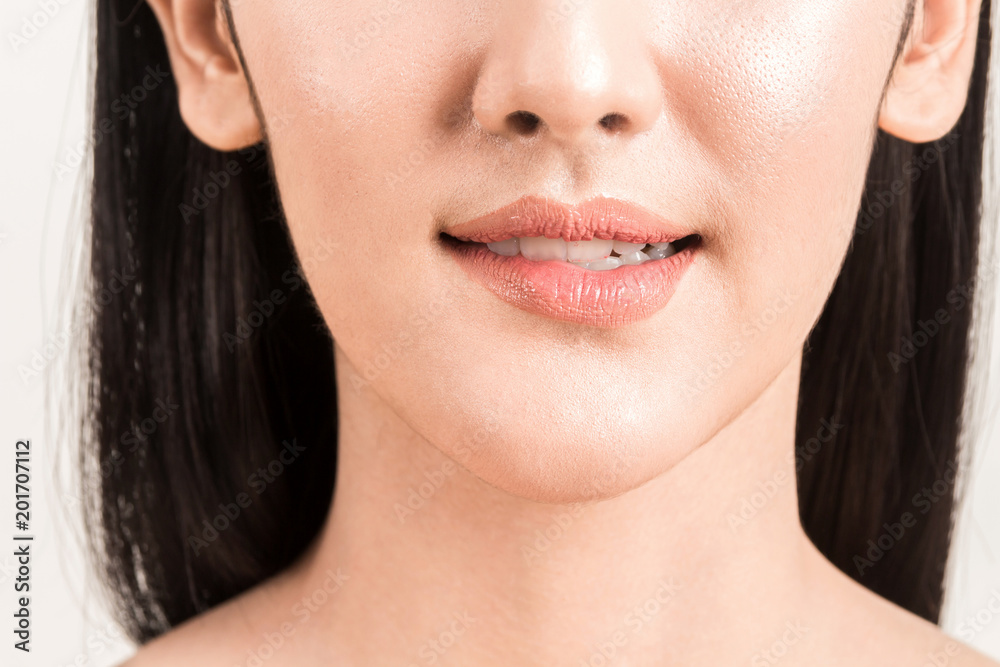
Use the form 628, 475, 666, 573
1, 1, 1000, 666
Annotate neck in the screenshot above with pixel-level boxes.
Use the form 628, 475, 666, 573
291, 348, 834, 665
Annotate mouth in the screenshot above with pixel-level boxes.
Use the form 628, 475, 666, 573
438, 232, 702, 271
439, 195, 701, 328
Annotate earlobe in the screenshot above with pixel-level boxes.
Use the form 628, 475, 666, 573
877, 0, 982, 144
145, 0, 262, 151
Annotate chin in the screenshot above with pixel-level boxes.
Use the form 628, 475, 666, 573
436, 416, 691, 505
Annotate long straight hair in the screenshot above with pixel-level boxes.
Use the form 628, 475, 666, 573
80, 0, 993, 641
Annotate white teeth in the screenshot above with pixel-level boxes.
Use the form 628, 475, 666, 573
619, 250, 650, 265
486, 238, 520, 256
645, 245, 673, 260
484, 235, 683, 270
586, 257, 623, 271
566, 238, 614, 262
519, 236, 567, 261
613, 240, 646, 254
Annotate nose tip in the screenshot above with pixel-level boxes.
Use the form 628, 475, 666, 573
472, 5, 662, 146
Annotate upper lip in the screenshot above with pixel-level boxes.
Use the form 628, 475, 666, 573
442, 195, 694, 245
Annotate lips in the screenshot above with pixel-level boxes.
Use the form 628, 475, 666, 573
440, 195, 700, 328
443, 195, 693, 245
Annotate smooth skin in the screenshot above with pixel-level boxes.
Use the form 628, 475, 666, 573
122, 0, 998, 665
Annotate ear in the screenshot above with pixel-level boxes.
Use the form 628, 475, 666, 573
145, 0, 262, 150
878, 0, 984, 143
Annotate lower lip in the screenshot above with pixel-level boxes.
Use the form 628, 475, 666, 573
443, 239, 698, 328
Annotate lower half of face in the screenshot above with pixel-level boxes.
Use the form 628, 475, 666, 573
240, 0, 904, 502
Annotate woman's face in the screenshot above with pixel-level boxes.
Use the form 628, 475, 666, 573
228, 0, 906, 501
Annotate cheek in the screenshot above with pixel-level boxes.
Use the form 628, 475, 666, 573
650, 1, 899, 442
668, 0, 898, 343
243, 1, 472, 326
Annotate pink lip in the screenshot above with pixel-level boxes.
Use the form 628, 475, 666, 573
441, 195, 699, 328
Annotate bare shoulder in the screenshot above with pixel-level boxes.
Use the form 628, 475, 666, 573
117, 627, 211, 666
875, 596, 1000, 666
116, 600, 258, 666
116, 571, 296, 667
805, 545, 1000, 666
851, 586, 1000, 666
907, 634, 1000, 667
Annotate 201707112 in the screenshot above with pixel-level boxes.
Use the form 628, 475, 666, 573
13, 439, 31, 653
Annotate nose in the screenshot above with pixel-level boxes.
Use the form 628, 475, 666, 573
472, 1, 663, 148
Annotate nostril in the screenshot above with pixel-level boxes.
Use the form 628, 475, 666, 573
503, 110, 629, 138
507, 110, 541, 135
599, 113, 628, 133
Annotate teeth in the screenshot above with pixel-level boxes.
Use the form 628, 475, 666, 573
619, 250, 650, 265
567, 238, 614, 262
486, 238, 519, 256
519, 236, 567, 261
645, 245, 673, 260
585, 257, 623, 271
485, 235, 681, 270
612, 240, 646, 254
